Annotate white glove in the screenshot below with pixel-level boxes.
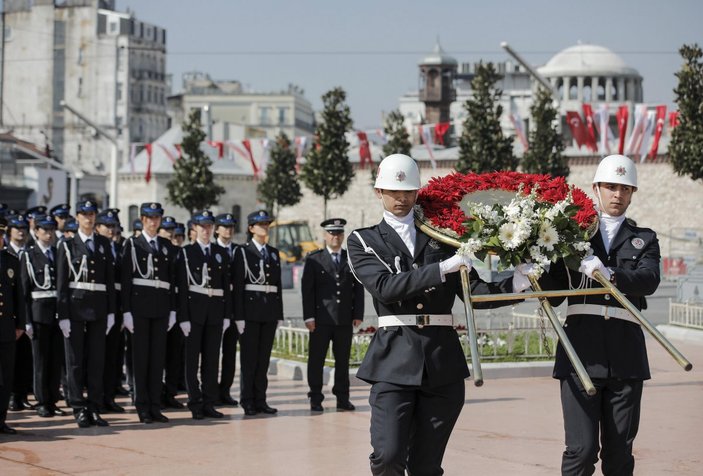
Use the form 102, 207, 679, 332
439, 254, 473, 277
123, 312, 134, 334
180, 321, 191, 337
168, 311, 177, 331
579, 255, 611, 280
59, 319, 71, 338
25, 324, 34, 339
223, 318, 231, 332
235, 320, 245, 334
106, 313, 115, 335
512, 263, 539, 293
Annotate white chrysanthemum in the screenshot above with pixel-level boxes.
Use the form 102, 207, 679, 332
459, 239, 483, 255
504, 201, 521, 220
545, 200, 569, 221
537, 224, 559, 251
499, 222, 525, 250
529, 246, 551, 268
574, 241, 592, 252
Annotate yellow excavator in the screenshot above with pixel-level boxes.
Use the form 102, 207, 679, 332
268, 220, 321, 263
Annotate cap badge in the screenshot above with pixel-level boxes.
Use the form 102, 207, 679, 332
396, 171, 406, 182
86, 201, 92, 207
227, 214, 232, 220
107, 212, 113, 217
615, 166, 626, 176
151, 203, 157, 209
259, 211, 265, 216
203, 211, 209, 217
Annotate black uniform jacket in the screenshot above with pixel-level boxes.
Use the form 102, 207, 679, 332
301, 248, 364, 325
0, 249, 25, 343
348, 220, 516, 387
121, 235, 178, 319
232, 242, 283, 322
176, 242, 232, 326
541, 219, 660, 380
20, 245, 57, 325
56, 234, 116, 321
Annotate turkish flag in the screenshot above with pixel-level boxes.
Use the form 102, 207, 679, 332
669, 111, 680, 129
357, 131, 372, 169
616, 105, 628, 154
566, 111, 588, 149
144, 143, 153, 183
581, 104, 598, 152
434, 122, 450, 146
647, 105, 667, 160
208, 141, 224, 159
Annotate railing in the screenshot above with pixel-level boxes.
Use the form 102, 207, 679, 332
669, 301, 703, 330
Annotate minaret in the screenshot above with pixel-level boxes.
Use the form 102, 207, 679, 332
418, 39, 457, 124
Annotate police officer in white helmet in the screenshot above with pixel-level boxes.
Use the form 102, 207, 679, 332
347, 154, 520, 475
541, 154, 661, 475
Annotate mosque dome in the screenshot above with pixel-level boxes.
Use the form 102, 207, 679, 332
420, 40, 457, 66
538, 44, 640, 78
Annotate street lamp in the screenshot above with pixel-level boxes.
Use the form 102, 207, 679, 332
59, 100, 119, 208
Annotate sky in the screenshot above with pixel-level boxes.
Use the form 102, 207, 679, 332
120, 0, 701, 129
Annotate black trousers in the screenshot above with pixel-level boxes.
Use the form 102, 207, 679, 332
560, 375, 643, 476
239, 320, 277, 408
31, 322, 64, 406
185, 321, 223, 410
368, 379, 465, 476
132, 315, 168, 415
164, 325, 185, 398
307, 324, 353, 404
103, 322, 122, 403
64, 319, 106, 412
0, 339, 17, 424
12, 332, 33, 398
219, 324, 239, 397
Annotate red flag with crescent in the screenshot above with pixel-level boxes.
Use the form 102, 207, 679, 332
581, 104, 598, 152
566, 111, 588, 149
357, 131, 372, 169
144, 143, 153, 183
647, 105, 667, 159
616, 105, 628, 154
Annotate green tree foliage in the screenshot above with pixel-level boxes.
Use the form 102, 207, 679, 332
456, 62, 517, 174
300, 87, 354, 218
257, 132, 302, 216
166, 109, 225, 213
669, 43, 703, 182
520, 87, 569, 177
382, 110, 412, 157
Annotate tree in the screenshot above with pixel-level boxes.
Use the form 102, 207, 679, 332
456, 62, 517, 174
382, 110, 412, 157
520, 87, 569, 177
669, 43, 703, 182
257, 132, 302, 217
300, 87, 354, 218
166, 109, 225, 213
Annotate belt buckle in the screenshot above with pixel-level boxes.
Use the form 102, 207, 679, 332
603, 306, 610, 320
416, 314, 431, 327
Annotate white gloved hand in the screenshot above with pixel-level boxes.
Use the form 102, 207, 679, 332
579, 255, 611, 280
59, 319, 71, 338
106, 313, 115, 335
168, 311, 177, 331
223, 318, 231, 332
235, 320, 245, 334
123, 312, 134, 334
512, 263, 539, 293
180, 321, 191, 337
25, 323, 34, 339
439, 254, 473, 277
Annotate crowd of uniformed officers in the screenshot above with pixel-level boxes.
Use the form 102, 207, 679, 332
0, 200, 362, 433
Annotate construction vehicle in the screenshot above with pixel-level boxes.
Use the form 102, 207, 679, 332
268, 220, 321, 263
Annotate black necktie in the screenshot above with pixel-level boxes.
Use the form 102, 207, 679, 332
204, 247, 210, 259
261, 246, 269, 262
86, 238, 94, 254
150, 239, 158, 254
46, 248, 53, 264
332, 252, 340, 270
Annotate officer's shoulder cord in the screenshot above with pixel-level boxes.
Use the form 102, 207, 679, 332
350, 230, 401, 274
181, 247, 209, 287
129, 237, 154, 279
564, 258, 588, 304
62, 241, 88, 282
240, 246, 265, 285
23, 251, 52, 290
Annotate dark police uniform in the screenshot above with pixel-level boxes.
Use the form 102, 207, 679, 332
348, 219, 516, 476
541, 218, 660, 476
176, 210, 231, 419
233, 210, 283, 415
0, 217, 26, 434
302, 218, 364, 410
19, 215, 65, 417
121, 203, 178, 423
56, 200, 116, 427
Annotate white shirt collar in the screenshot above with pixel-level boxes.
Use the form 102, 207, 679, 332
142, 230, 158, 243
10, 242, 23, 253
252, 239, 266, 253
197, 239, 210, 254
217, 238, 231, 249
326, 246, 342, 256
383, 209, 416, 256
599, 213, 626, 253
78, 229, 95, 243
35, 241, 51, 255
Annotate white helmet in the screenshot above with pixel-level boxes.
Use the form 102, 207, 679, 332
374, 154, 421, 190
592, 154, 638, 189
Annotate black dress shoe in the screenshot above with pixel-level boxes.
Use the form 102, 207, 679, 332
90, 411, 110, 427
220, 394, 239, 406
104, 400, 126, 413
255, 404, 278, 414
242, 406, 258, 416
0, 423, 17, 435
310, 403, 324, 412
36, 405, 54, 418
115, 386, 130, 397
191, 409, 205, 420
76, 409, 92, 428
151, 411, 169, 423
138, 412, 153, 424
49, 404, 67, 416
336, 401, 356, 411
20, 397, 35, 410
163, 394, 184, 409
9, 395, 24, 411
203, 406, 224, 418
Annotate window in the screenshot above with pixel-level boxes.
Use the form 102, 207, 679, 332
109, 21, 118, 33
4, 26, 12, 42
259, 107, 271, 125
278, 107, 287, 125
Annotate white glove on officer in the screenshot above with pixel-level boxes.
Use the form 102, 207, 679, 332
106, 313, 115, 335
579, 255, 612, 280
512, 263, 539, 293
439, 254, 473, 277
59, 319, 71, 338
223, 318, 231, 332
25, 324, 34, 339
123, 312, 134, 334
235, 320, 245, 334
180, 321, 191, 337
168, 311, 177, 331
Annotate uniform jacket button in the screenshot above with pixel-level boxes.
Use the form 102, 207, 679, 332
604, 294, 611, 301
416, 303, 424, 310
